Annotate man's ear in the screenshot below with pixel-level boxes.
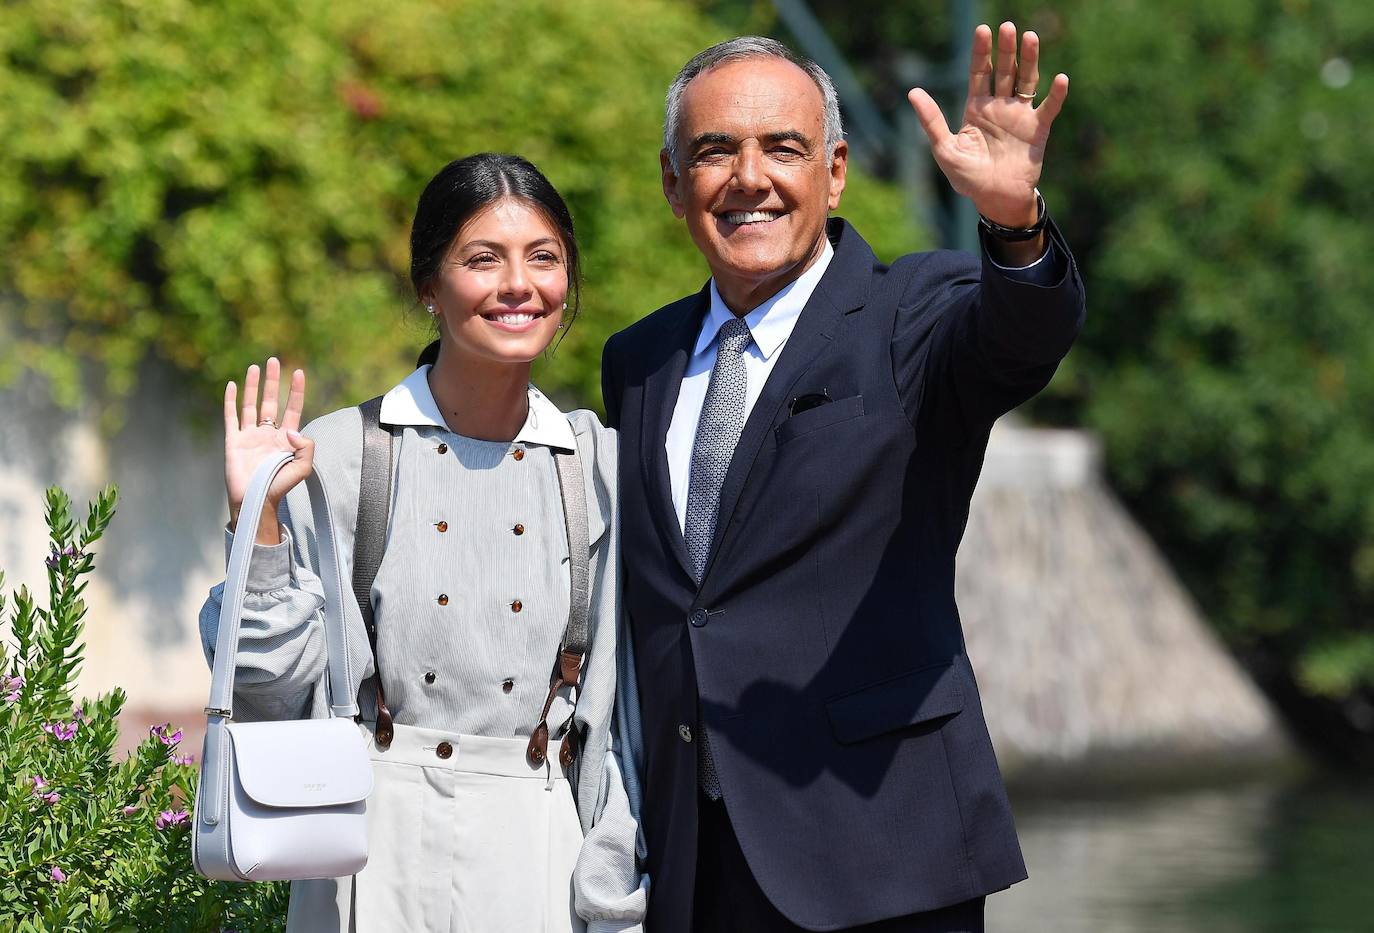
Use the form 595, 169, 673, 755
661, 149, 687, 219
827, 139, 849, 211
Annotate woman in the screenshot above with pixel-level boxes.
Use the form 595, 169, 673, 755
199, 153, 646, 932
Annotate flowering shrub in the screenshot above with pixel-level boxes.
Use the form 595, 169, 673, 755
0, 487, 288, 930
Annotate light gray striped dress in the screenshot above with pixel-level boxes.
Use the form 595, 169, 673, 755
199, 366, 647, 932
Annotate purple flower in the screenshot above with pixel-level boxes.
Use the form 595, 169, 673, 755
50, 866, 66, 883
121, 805, 139, 816
2, 674, 22, 703
44, 545, 82, 571
155, 809, 189, 830
71, 707, 86, 723
30, 777, 59, 805
172, 753, 195, 766
41, 720, 79, 741
150, 724, 183, 746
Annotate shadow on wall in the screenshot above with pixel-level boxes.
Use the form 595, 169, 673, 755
100, 366, 228, 647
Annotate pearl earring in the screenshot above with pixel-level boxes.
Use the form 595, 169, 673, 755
426, 303, 436, 315
561, 302, 568, 311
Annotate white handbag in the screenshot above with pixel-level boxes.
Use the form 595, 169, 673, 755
193, 450, 373, 882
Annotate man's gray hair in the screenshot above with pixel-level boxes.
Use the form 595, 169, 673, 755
663, 36, 845, 171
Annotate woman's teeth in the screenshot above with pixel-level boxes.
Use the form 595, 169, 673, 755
724, 210, 783, 225
488, 312, 538, 324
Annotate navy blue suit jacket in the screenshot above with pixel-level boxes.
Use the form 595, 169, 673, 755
601, 217, 1086, 932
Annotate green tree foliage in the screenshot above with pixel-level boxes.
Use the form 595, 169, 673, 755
0, 487, 289, 930
0, 0, 919, 419
749, 0, 1374, 758
1016, 0, 1374, 756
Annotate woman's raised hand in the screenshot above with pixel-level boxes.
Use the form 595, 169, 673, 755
223, 357, 313, 539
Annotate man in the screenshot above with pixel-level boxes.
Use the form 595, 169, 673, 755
602, 23, 1083, 933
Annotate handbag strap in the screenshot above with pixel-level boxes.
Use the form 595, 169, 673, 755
354, 396, 396, 746
201, 450, 357, 826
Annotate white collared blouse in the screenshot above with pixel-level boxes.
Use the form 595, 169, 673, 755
198, 366, 646, 932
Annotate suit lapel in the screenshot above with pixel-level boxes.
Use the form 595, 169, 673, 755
700, 220, 875, 583
640, 286, 708, 583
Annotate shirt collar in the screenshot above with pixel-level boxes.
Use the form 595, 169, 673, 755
696, 237, 835, 360
379, 365, 576, 451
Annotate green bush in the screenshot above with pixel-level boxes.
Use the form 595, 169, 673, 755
1011, 0, 1374, 733
0, 0, 920, 422
0, 487, 288, 931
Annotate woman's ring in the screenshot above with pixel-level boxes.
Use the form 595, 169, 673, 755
259, 418, 278, 429
1015, 86, 1037, 100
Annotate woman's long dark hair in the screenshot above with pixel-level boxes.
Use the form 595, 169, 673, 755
410, 153, 581, 366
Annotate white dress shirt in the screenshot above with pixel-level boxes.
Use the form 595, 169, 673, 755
666, 240, 835, 529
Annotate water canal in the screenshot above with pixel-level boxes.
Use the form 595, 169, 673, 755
987, 777, 1374, 932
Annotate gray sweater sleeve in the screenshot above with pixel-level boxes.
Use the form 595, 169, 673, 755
197, 407, 375, 723
567, 412, 649, 931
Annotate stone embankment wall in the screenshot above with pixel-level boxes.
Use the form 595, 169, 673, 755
960, 421, 1297, 784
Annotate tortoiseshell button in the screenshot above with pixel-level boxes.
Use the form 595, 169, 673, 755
510, 600, 523, 613
436, 741, 453, 759
437, 443, 448, 454
502, 679, 514, 694
437, 594, 449, 606
513, 523, 525, 536
435, 521, 448, 533
424, 671, 436, 684
512, 448, 525, 461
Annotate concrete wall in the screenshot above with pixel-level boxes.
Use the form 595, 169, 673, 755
0, 368, 223, 745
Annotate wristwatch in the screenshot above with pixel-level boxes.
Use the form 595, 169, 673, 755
978, 190, 1048, 242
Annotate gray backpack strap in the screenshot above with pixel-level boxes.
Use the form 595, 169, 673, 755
526, 430, 594, 769
554, 445, 591, 661
353, 395, 395, 746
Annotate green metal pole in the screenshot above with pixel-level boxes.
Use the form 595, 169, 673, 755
946, 0, 980, 253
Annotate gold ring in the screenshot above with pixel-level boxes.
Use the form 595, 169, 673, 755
1015, 87, 1037, 99
259, 419, 278, 429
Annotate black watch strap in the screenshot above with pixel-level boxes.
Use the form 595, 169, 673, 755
978, 190, 1048, 242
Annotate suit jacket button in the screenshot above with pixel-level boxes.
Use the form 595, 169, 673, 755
436, 741, 453, 759
689, 609, 709, 628
678, 724, 693, 743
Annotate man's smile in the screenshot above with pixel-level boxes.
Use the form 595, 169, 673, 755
716, 209, 788, 233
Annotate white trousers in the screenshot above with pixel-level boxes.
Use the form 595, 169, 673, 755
285, 723, 586, 933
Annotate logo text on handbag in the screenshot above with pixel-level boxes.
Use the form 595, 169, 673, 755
302, 783, 326, 792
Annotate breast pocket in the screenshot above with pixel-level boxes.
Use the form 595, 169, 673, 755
774, 394, 865, 446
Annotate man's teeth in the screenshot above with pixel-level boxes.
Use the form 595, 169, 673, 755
490, 313, 537, 324
724, 210, 782, 225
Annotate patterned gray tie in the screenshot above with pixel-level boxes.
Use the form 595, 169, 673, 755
684, 315, 752, 799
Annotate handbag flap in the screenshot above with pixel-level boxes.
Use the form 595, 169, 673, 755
226, 718, 373, 808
